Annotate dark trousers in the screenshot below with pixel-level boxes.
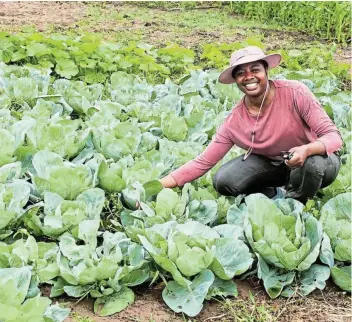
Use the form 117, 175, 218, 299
213, 153, 341, 203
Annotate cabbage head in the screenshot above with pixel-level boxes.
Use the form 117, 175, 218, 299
244, 194, 323, 271
320, 192, 351, 262
320, 192, 351, 292
32, 151, 93, 200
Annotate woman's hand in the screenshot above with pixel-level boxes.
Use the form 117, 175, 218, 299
285, 141, 326, 168
159, 175, 178, 188
285, 145, 309, 168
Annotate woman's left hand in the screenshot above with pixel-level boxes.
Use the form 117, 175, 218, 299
285, 145, 309, 168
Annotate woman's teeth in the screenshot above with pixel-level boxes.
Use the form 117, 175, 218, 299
245, 83, 258, 89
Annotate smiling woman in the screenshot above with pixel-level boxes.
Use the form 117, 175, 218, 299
232, 61, 268, 98
160, 46, 343, 204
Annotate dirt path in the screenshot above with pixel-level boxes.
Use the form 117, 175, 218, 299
0, 2, 85, 31
46, 278, 351, 322
42, 278, 352, 322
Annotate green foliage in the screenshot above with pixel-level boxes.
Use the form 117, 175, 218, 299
0, 33, 349, 87
230, 1, 351, 43
0, 33, 350, 319
0, 266, 69, 322
0, 34, 195, 84
319, 193, 351, 263
331, 265, 352, 292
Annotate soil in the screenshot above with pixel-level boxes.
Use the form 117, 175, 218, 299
42, 277, 351, 322
1, 2, 351, 321
0, 2, 85, 32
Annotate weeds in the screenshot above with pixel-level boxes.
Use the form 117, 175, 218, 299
222, 292, 277, 322
230, 1, 351, 44
71, 312, 95, 322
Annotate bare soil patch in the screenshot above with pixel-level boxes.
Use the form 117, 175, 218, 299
44, 278, 351, 322
0, 1, 86, 32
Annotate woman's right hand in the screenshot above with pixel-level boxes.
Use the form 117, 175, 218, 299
159, 174, 178, 188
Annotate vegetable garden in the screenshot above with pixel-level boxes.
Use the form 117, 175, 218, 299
0, 2, 351, 322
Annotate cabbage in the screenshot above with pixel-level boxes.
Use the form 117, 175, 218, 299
32, 151, 93, 200
243, 194, 328, 297
320, 192, 352, 291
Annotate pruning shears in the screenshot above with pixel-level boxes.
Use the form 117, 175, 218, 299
281, 151, 294, 161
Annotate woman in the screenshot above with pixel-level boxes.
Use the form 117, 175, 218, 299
159, 46, 342, 203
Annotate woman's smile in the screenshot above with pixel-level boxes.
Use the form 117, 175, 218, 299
233, 61, 268, 98
244, 82, 259, 90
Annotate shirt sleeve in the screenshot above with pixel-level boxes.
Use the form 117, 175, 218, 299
170, 120, 234, 186
293, 83, 343, 155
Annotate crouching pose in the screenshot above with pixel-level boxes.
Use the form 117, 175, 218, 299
160, 46, 342, 203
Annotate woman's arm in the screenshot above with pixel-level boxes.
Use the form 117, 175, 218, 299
294, 83, 343, 155
159, 119, 235, 187
285, 83, 343, 168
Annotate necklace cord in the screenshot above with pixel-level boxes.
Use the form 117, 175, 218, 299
243, 81, 269, 161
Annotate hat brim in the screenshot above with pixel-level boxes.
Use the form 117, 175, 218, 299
218, 53, 282, 85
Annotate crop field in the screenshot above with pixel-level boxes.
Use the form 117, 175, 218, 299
0, 2, 351, 322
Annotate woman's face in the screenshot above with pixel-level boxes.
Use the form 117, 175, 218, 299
233, 61, 268, 98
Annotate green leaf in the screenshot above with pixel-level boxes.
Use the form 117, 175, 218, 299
162, 269, 214, 317
26, 43, 52, 57
298, 264, 330, 296
155, 189, 185, 220
94, 286, 134, 316
206, 277, 238, 300
98, 161, 126, 193
37, 262, 60, 283
189, 200, 218, 225
176, 221, 220, 240
43, 303, 70, 322
138, 234, 189, 287
319, 233, 334, 268
143, 180, 163, 200
210, 238, 253, 280
320, 192, 351, 262
257, 254, 295, 299
161, 115, 188, 142
331, 265, 352, 292
55, 59, 79, 79
64, 285, 92, 297
50, 278, 67, 298
120, 269, 149, 287
0, 266, 32, 306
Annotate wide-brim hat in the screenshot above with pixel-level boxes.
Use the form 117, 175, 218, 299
218, 46, 281, 84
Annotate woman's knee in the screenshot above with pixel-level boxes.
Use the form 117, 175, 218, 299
212, 168, 241, 196
288, 155, 327, 201
291, 155, 326, 182
321, 153, 341, 188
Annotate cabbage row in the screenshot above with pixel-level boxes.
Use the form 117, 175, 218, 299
0, 59, 350, 319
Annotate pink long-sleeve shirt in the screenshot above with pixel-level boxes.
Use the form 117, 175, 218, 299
170, 79, 342, 186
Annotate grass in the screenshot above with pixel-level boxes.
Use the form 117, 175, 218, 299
77, 2, 265, 42
221, 292, 277, 322
2, 2, 345, 52
71, 312, 95, 322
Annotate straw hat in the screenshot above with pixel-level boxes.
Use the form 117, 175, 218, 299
218, 46, 281, 84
